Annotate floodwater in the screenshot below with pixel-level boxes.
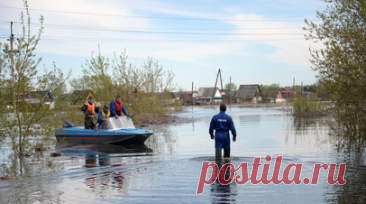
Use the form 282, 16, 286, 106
0, 105, 365, 203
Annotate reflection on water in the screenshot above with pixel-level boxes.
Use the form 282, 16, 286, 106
329, 153, 366, 203
210, 159, 238, 204
238, 114, 261, 127
0, 105, 365, 203
84, 154, 126, 192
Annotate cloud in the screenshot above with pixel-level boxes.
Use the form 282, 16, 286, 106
223, 13, 312, 68
0, 0, 323, 89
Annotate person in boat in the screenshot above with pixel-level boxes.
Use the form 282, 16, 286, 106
209, 104, 237, 159
98, 105, 111, 125
110, 96, 129, 118
81, 96, 99, 130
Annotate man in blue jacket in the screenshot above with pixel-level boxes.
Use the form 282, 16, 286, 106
110, 96, 128, 118
98, 105, 111, 125
209, 104, 237, 159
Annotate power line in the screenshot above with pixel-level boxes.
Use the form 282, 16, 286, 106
0, 30, 305, 36
0, 35, 306, 42
4, 21, 303, 31
0, 5, 311, 22
1, 22, 306, 36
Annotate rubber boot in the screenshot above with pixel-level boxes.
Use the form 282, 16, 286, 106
224, 148, 230, 158
215, 148, 222, 160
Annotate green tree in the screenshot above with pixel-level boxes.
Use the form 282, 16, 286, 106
0, 1, 68, 168
304, 0, 366, 140
82, 45, 115, 103
260, 83, 281, 92
78, 47, 178, 124
113, 51, 177, 123
69, 75, 90, 91
225, 82, 237, 91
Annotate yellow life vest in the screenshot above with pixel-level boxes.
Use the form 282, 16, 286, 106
102, 110, 110, 119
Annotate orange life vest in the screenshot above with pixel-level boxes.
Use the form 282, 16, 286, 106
87, 103, 96, 114
114, 101, 123, 115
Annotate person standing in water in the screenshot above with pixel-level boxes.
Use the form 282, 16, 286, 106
209, 104, 237, 159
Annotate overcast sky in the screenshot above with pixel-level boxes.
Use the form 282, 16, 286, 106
0, 0, 326, 91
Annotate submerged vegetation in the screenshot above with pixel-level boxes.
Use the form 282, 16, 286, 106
68, 48, 179, 126
304, 0, 366, 146
0, 1, 68, 160
0, 0, 179, 177
289, 94, 327, 118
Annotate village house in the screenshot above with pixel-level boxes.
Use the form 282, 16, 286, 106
263, 89, 286, 103
179, 91, 198, 105
235, 84, 263, 103
195, 87, 222, 104
280, 90, 296, 99
24, 91, 55, 104
23, 91, 56, 109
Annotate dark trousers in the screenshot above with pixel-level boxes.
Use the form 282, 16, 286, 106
85, 114, 98, 129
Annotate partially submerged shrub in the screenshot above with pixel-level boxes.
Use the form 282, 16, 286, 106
289, 94, 327, 118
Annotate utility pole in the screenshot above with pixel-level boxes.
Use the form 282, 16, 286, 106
191, 81, 194, 105
229, 76, 231, 104
293, 77, 295, 92
10, 22, 15, 109
10, 21, 14, 74
301, 81, 303, 94
210, 69, 224, 105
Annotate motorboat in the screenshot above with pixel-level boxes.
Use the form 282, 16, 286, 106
55, 116, 153, 144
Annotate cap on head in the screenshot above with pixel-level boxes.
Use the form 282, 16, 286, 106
220, 104, 226, 112
88, 96, 93, 100
103, 105, 109, 109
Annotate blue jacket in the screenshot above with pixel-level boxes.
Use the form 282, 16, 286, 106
110, 101, 127, 117
209, 112, 237, 149
98, 110, 110, 124
209, 112, 237, 136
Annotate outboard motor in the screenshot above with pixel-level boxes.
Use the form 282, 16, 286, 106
63, 121, 75, 128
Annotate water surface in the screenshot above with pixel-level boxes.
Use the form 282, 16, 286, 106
0, 105, 365, 203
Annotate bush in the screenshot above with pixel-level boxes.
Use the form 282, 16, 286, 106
289, 94, 327, 118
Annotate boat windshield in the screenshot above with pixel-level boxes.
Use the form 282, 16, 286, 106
100, 116, 135, 130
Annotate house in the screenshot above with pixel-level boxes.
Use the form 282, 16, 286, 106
235, 84, 263, 103
280, 90, 296, 99
23, 91, 56, 109
179, 91, 198, 104
195, 87, 222, 104
263, 90, 286, 103
24, 91, 55, 104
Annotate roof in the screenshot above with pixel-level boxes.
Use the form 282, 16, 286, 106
24, 91, 49, 99
197, 87, 222, 99
23, 91, 56, 103
235, 84, 262, 98
263, 90, 281, 99
281, 90, 296, 94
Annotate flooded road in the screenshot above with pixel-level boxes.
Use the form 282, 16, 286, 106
0, 105, 365, 203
